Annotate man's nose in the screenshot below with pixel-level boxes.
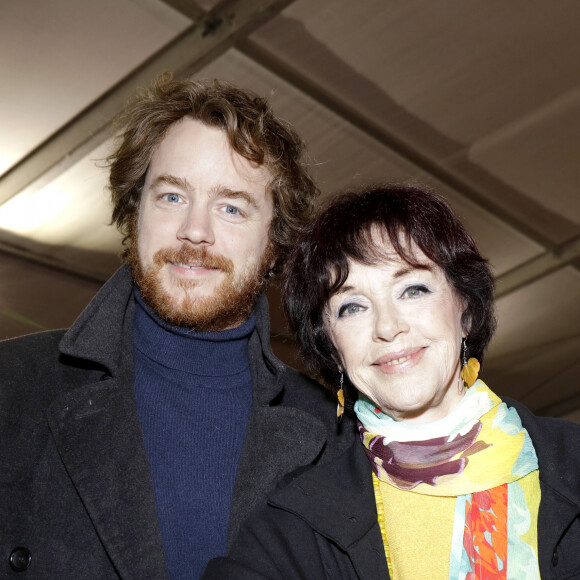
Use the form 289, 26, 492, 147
176, 207, 215, 245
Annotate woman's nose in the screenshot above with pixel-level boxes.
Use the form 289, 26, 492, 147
177, 207, 215, 245
373, 303, 409, 342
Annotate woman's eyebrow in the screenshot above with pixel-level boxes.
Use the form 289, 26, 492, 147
333, 285, 354, 297
393, 264, 433, 279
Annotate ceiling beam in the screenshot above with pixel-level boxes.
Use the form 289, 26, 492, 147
0, 0, 294, 207
160, 0, 206, 22
495, 234, 580, 298
0, 243, 109, 286
238, 39, 561, 251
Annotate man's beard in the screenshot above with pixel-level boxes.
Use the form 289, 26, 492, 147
128, 239, 275, 332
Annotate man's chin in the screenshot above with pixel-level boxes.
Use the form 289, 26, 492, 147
162, 271, 221, 299
161, 287, 220, 313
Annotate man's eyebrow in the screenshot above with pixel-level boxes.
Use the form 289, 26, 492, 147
210, 186, 258, 209
149, 174, 191, 190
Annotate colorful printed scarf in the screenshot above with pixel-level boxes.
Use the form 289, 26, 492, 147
355, 381, 541, 579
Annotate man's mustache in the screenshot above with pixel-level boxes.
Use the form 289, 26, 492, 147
152, 245, 234, 275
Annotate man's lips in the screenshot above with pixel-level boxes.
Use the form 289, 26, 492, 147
152, 245, 234, 275
171, 261, 219, 270
372, 347, 425, 373
168, 261, 222, 276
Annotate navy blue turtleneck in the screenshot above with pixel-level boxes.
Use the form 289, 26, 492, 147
132, 290, 254, 580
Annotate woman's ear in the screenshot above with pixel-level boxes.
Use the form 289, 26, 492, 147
460, 304, 472, 337
330, 351, 344, 373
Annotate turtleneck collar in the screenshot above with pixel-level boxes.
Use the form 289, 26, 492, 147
133, 288, 255, 377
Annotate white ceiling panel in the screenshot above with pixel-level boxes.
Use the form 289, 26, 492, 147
470, 93, 580, 226
195, 49, 546, 277
0, 0, 189, 174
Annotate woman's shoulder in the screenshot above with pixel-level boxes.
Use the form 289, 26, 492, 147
503, 396, 580, 442
504, 397, 580, 505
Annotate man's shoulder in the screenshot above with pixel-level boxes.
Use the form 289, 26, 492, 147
277, 364, 336, 413
0, 329, 67, 368
0, 328, 101, 412
277, 363, 358, 457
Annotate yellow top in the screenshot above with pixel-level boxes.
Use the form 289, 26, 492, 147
377, 475, 455, 579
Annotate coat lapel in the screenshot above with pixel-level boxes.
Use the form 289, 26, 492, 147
227, 295, 330, 545
227, 401, 328, 547
48, 379, 168, 580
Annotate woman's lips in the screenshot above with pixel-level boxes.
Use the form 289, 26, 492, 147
372, 347, 425, 373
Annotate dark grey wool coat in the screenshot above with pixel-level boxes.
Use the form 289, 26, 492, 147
0, 265, 355, 579
203, 399, 580, 580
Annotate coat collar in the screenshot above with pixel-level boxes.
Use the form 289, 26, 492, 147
505, 398, 580, 507
50, 265, 167, 578
47, 377, 169, 579
59, 265, 135, 377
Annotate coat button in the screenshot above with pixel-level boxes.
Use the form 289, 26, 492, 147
9, 547, 31, 572
552, 549, 559, 567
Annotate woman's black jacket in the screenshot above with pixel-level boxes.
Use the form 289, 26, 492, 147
204, 399, 580, 579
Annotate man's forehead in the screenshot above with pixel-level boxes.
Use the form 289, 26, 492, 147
143, 119, 273, 198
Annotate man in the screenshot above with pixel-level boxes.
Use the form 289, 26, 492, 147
0, 76, 352, 579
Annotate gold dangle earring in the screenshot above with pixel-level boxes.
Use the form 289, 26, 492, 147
460, 337, 480, 387
336, 371, 345, 423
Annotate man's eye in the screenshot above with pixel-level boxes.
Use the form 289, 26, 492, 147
164, 193, 181, 203
402, 285, 430, 299
338, 303, 363, 318
224, 205, 239, 215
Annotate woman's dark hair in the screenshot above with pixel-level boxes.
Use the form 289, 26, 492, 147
108, 74, 318, 267
282, 184, 497, 394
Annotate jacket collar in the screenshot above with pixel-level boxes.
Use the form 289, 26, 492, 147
505, 398, 580, 507
59, 265, 135, 378
59, 264, 284, 403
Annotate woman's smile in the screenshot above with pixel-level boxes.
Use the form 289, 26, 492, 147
372, 346, 426, 374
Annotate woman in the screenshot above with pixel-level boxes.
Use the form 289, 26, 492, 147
204, 185, 580, 579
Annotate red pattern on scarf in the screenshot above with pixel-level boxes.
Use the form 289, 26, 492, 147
463, 484, 508, 579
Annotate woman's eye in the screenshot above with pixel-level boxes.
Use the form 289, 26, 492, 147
164, 193, 181, 203
402, 285, 430, 299
338, 303, 364, 318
